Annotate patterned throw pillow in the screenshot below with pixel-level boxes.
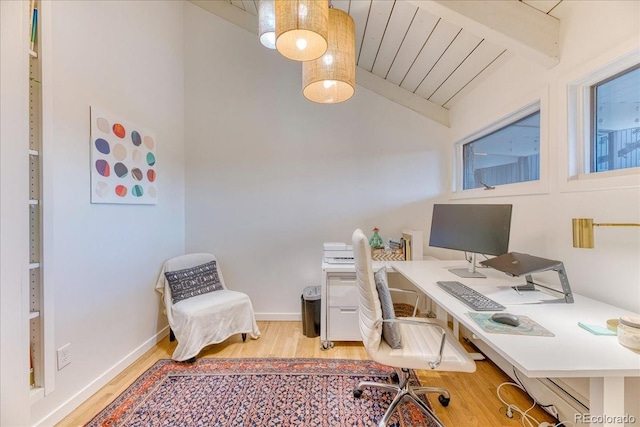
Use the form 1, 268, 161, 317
165, 261, 223, 304
374, 267, 402, 349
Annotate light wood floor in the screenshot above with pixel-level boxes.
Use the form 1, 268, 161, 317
57, 321, 555, 427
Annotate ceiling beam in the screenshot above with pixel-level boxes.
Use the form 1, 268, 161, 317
356, 69, 449, 127
406, 0, 560, 69
190, 0, 450, 126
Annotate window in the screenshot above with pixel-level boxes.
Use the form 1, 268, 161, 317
461, 110, 540, 190
566, 49, 639, 190
591, 65, 640, 173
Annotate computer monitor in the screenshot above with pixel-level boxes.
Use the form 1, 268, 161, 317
429, 203, 513, 278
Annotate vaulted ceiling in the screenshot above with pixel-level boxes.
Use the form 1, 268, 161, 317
191, 0, 563, 126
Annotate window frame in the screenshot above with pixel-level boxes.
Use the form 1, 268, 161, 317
451, 95, 549, 200
564, 47, 640, 193
589, 64, 640, 174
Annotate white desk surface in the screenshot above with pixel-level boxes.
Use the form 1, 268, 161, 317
322, 261, 395, 272
389, 260, 640, 379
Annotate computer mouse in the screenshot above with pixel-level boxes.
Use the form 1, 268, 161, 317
491, 312, 520, 327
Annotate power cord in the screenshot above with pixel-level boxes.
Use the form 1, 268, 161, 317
496, 381, 575, 427
496, 381, 541, 427
512, 368, 559, 417
539, 422, 575, 427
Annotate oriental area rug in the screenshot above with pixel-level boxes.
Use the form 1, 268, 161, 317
85, 358, 438, 427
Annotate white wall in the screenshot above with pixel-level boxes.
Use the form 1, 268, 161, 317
447, 0, 640, 313
1, 1, 31, 426
27, 1, 185, 425
183, 2, 450, 318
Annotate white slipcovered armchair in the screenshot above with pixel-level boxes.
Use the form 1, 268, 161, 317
155, 253, 260, 361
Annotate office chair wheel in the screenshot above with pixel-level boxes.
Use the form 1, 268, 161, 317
321, 341, 334, 351
438, 395, 450, 407
353, 388, 363, 398
184, 357, 197, 364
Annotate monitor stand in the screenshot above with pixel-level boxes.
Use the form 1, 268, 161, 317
449, 253, 486, 278
482, 253, 574, 303
514, 268, 574, 304
512, 275, 537, 292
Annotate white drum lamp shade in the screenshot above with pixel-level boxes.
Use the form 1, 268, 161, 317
302, 8, 355, 104
258, 0, 276, 49
276, 0, 328, 61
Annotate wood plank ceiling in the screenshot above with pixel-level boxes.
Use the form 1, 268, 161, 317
194, 0, 563, 125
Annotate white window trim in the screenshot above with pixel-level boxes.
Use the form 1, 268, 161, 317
562, 45, 640, 193
451, 89, 549, 200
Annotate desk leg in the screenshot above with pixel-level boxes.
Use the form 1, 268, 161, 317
435, 304, 448, 323
589, 377, 625, 427
452, 317, 485, 361
320, 270, 328, 350
435, 304, 485, 361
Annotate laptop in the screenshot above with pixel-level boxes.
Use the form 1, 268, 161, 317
480, 252, 562, 277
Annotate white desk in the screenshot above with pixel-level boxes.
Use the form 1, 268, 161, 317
390, 260, 640, 427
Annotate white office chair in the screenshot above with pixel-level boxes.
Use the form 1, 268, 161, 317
155, 253, 261, 361
351, 229, 476, 427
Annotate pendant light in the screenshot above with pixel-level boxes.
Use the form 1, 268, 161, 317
302, 7, 355, 104
276, 0, 329, 62
258, 0, 276, 49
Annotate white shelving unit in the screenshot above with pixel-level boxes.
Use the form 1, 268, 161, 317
28, 0, 44, 400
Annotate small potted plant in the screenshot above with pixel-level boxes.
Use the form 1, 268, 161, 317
369, 227, 383, 249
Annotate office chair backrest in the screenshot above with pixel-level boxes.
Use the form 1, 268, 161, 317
352, 229, 383, 357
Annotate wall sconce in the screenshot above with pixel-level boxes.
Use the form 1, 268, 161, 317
572, 218, 640, 248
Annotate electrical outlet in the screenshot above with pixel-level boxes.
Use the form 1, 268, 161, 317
57, 343, 71, 370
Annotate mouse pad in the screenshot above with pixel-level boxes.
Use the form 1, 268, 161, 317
467, 312, 555, 337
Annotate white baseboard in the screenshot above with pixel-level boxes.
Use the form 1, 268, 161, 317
33, 327, 170, 427
255, 312, 301, 321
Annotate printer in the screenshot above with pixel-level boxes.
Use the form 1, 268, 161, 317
323, 242, 354, 264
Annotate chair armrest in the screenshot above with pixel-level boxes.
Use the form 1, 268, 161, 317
388, 287, 420, 317
379, 317, 446, 369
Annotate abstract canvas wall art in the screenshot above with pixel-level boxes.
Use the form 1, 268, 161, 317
90, 107, 157, 204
